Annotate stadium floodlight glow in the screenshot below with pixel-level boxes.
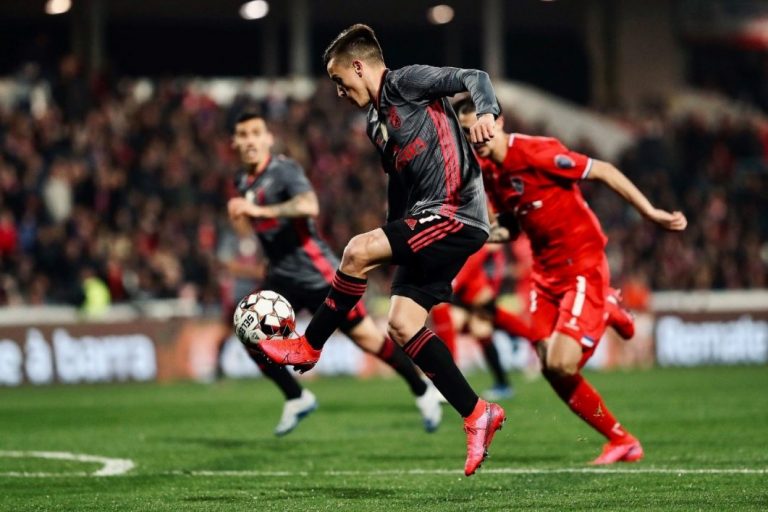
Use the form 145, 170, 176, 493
45, 0, 71, 15
240, 0, 269, 20
427, 5, 455, 25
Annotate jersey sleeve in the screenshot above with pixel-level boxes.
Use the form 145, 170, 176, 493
514, 135, 593, 181
279, 159, 314, 198
393, 65, 500, 117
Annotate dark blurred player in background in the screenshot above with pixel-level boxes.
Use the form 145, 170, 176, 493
455, 97, 684, 464
258, 24, 506, 476
227, 111, 443, 434
431, 241, 532, 401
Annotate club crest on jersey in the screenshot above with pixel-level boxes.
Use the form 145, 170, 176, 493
388, 107, 401, 130
405, 218, 418, 230
554, 154, 575, 169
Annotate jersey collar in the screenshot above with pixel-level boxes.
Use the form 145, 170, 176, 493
246, 154, 272, 185
374, 69, 389, 112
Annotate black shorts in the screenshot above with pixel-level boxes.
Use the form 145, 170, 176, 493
382, 213, 488, 311
261, 277, 366, 334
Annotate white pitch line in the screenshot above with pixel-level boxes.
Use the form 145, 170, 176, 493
167, 467, 768, 477
2, 458, 766, 478
0, 451, 135, 477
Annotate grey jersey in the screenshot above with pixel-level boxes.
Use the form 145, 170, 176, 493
235, 155, 339, 290
367, 65, 499, 233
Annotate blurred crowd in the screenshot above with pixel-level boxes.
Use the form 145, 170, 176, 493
0, 58, 766, 309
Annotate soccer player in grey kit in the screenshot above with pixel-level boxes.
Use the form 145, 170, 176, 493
228, 112, 443, 436
258, 24, 506, 476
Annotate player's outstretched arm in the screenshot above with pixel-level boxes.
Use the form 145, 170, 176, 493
227, 191, 320, 220
397, 65, 499, 143
587, 160, 687, 231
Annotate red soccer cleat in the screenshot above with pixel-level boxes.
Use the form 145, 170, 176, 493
463, 400, 506, 476
591, 436, 644, 465
258, 335, 321, 372
606, 288, 635, 340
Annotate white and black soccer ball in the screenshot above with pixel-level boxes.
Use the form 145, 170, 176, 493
233, 290, 295, 346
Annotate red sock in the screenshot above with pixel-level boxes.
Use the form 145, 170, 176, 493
494, 306, 531, 340
547, 373, 629, 442
431, 303, 457, 358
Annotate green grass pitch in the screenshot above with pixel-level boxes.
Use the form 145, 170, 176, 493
1, 366, 767, 511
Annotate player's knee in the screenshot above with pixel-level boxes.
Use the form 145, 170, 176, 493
340, 235, 370, 275
386, 316, 417, 346
543, 354, 579, 377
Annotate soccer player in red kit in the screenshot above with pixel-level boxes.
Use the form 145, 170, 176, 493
455, 98, 687, 464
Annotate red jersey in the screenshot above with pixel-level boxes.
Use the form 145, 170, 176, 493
479, 134, 607, 277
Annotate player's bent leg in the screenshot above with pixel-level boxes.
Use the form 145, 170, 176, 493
244, 346, 317, 436
543, 331, 583, 377
260, 229, 392, 369
605, 287, 635, 340
468, 313, 513, 401
339, 228, 392, 277
540, 332, 642, 464
389, 295, 506, 475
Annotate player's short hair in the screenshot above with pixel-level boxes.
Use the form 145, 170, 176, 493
322, 24, 384, 67
453, 96, 503, 117
232, 110, 265, 133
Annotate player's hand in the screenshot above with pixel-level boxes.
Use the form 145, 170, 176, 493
648, 209, 687, 231
228, 197, 266, 219
469, 113, 496, 145
487, 224, 511, 243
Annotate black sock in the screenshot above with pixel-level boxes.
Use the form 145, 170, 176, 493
403, 327, 478, 417
376, 338, 428, 396
247, 347, 302, 400
479, 336, 509, 388
305, 270, 367, 350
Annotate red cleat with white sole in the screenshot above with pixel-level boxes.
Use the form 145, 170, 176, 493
591, 436, 644, 465
258, 335, 321, 372
463, 400, 506, 476
606, 288, 635, 340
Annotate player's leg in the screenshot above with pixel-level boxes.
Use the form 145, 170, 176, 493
388, 294, 505, 476
466, 311, 513, 400
538, 272, 642, 464
342, 312, 442, 432
605, 287, 635, 340
244, 345, 318, 436
242, 286, 317, 436
258, 228, 391, 367
383, 214, 506, 475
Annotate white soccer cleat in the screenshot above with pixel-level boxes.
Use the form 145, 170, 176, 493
415, 382, 443, 433
274, 390, 318, 436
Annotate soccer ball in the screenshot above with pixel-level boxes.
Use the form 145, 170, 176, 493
233, 290, 295, 346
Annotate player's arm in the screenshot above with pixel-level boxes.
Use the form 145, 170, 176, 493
396, 65, 499, 143
587, 160, 687, 231
227, 190, 319, 220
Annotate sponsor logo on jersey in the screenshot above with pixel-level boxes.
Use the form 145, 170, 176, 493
554, 154, 576, 169
395, 137, 427, 171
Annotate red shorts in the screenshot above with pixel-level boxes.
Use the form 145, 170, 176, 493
452, 245, 504, 305
528, 259, 610, 366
